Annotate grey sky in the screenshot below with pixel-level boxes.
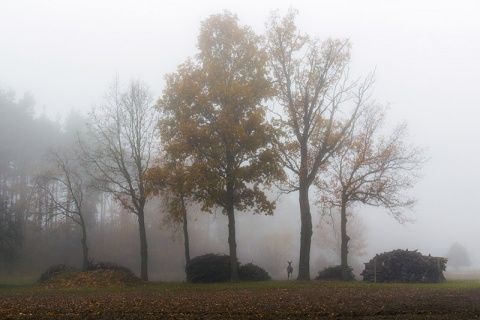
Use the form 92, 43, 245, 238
1, 0, 480, 267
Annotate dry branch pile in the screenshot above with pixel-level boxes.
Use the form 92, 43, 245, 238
37, 263, 144, 289
361, 249, 447, 283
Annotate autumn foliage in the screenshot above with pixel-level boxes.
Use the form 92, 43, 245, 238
156, 12, 284, 281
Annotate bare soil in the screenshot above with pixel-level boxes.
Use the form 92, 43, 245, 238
1, 284, 480, 319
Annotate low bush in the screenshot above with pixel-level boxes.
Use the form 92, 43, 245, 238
186, 254, 271, 283
315, 265, 355, 281
186, 254, 236, 283
238, 263, 271, 281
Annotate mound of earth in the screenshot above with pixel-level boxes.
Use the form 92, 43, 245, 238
39, 269, 144, 289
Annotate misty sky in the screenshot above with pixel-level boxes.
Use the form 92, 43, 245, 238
1, 0, 480, 268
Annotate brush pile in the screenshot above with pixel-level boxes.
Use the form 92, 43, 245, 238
361, 249, 447, 283
37, 262, 143, 289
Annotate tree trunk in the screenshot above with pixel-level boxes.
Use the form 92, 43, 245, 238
298, 178, 312, 280
225, 148, 239, 281
340, 197, 350, 281
226, 174, 239, 281
80, 216, 89, 270
227, 205, 239, 281
138, 211, 149, 281
81, 236, 89, 270
181, 195, 190, 265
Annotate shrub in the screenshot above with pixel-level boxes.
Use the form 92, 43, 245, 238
186, 254, 272, 283
315, 265, 355, 281
37, 264, 78, 284
238, 263, 271, 281
186, 254, 238, 283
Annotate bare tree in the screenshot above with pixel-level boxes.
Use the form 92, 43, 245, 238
37, 146, 93, 269
319, 104, 426, 280
265, 9, 374, 280
80, 78, 158, 281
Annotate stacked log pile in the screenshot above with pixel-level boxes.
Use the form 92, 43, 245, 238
361, 249, 447, 283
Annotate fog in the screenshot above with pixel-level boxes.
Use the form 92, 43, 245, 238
1, 0, 480, 280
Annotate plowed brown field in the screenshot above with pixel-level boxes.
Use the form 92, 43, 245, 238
1, 284, 480, 319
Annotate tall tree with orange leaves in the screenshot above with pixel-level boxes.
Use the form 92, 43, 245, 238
157, 12, 284, 281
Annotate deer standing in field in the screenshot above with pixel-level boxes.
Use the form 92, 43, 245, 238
287, 261, 293, 280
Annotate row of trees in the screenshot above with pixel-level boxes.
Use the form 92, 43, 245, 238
0, 10, 425, 281
146, 10, 425, 281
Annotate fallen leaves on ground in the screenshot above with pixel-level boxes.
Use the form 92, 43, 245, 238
1, 285, 480, 319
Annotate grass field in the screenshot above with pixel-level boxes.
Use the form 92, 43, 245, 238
2, 270, 480, 293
